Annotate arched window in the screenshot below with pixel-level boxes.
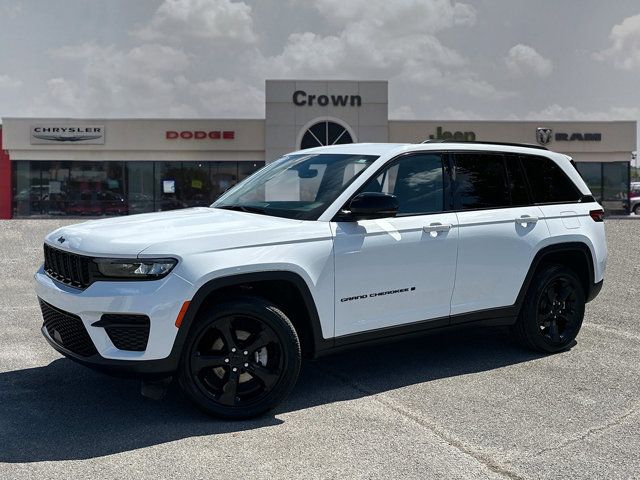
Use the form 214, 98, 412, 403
300, 121, 354, 150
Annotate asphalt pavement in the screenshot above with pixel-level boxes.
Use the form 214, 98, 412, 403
0, 218, 638, 479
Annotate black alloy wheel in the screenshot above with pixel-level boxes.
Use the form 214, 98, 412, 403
513, 264, 585, 353
536, 276, 581, 345
179, 297, 301, 419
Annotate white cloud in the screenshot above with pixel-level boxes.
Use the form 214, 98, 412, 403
525, 104, 640, 121
303, 0, 476, 32
19, 0, 511, 117
259, 0, 506, 102
1, 2, 22, 19
595, 13, 640, 70
133, 0, 256, 44
505, 44, 553, 77
269, 0, 475, 76
41, 40, 264, 117
389, 105, 416, 119
189, 78, 264, 117
43, 42, 196, 116
0, 74, 22, 89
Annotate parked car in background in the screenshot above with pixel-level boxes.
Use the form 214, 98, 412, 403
629, 184, 640, 215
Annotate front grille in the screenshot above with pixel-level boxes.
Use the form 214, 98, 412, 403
98, 314, 150, 351
43, 244, 92, 289
39, 299, 98, 357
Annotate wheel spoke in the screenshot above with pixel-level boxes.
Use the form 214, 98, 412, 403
217, 370, 240, 406
540, 311, 553, 322
247, 363, 280, 390
557, 285, 572, 302
546, 287, 557, 304
548, 321, 561, 343
216, 317, 238, 351
243, 328, 275, 353
191, 352, 228, 373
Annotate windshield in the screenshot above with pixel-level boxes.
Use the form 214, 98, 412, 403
212, 153, 378, 220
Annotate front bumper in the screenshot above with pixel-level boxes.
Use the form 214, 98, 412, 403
35, 266, 194, 371
41, 323, 181, 377
586, 279, 604, 303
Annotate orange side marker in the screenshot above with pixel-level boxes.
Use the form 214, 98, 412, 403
175, 301, 190, 328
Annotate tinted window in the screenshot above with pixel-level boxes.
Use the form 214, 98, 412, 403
520, 155, 581, 203
454, 153, 510, 209
361, 153, 444, 215
504, 155, 530, 206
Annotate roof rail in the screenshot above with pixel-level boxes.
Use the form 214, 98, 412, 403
420, 139, 548, 151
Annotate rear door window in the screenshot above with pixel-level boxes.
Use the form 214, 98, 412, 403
504, 155, 531, 206
520, 155, 581, 203
453, 153, 510, 210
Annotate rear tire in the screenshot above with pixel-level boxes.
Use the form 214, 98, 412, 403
633, 204, 640, 216
178, 296, 301, 419
513, 264, 585, 353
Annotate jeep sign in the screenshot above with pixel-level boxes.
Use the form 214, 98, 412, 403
428, 126, 476, 141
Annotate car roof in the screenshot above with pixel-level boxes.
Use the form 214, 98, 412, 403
289, 143, 410, 157
290, 142, 565, 159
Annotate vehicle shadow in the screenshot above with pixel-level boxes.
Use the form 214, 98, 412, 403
0, 326, 546, 463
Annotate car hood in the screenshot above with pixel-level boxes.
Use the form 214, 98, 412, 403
44, 207, 329, 257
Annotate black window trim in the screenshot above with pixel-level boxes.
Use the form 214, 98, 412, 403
447, 150, 587, 213
332, 149, 591, 221
449, 150, 515, 213
517, 153, 585, 207
504, 153, 534, 207
333, 150, 452, 221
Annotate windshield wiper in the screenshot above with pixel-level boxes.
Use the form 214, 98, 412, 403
215, 204, 268, 215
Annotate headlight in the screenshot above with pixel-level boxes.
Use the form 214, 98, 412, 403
94, 258, 177, 279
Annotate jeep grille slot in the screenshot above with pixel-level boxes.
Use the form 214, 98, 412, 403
43, 244, 91, 289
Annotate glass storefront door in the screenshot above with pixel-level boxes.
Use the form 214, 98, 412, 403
576, 161, 630, 214
127, 162, 155, 214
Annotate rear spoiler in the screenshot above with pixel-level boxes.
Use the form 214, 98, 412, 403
564, 154, 579, 171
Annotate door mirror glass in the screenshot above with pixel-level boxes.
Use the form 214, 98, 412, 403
348, 192, 399, 220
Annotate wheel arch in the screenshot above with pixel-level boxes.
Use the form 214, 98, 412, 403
516, 242, 598, 310
172, 271, 332, 362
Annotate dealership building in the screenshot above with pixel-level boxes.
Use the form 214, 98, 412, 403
0, 79, 636, 218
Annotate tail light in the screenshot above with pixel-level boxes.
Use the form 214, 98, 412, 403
589, 209, 604, 222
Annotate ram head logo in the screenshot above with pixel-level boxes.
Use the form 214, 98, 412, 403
536, 128, 553, 145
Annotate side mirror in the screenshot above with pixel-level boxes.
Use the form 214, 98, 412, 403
347, 192, 399, 220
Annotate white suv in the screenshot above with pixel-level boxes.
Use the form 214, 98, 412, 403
35, 141, 607, 418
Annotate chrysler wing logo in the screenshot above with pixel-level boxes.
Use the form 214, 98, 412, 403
57, 236, 65, 244
32, 134, 102, 142
536, 127, 553, 145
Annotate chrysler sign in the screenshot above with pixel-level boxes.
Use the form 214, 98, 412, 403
31, 125, 105, 145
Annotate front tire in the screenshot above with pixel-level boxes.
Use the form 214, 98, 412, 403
513, 264, 585, 353
178, 297, 301, 419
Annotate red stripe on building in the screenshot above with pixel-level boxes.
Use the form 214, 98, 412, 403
0, 128, 12, 219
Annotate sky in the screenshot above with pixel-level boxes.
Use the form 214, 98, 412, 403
0, 0, 639, 152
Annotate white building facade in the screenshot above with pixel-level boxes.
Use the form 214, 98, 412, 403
1, 79, 636, 218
